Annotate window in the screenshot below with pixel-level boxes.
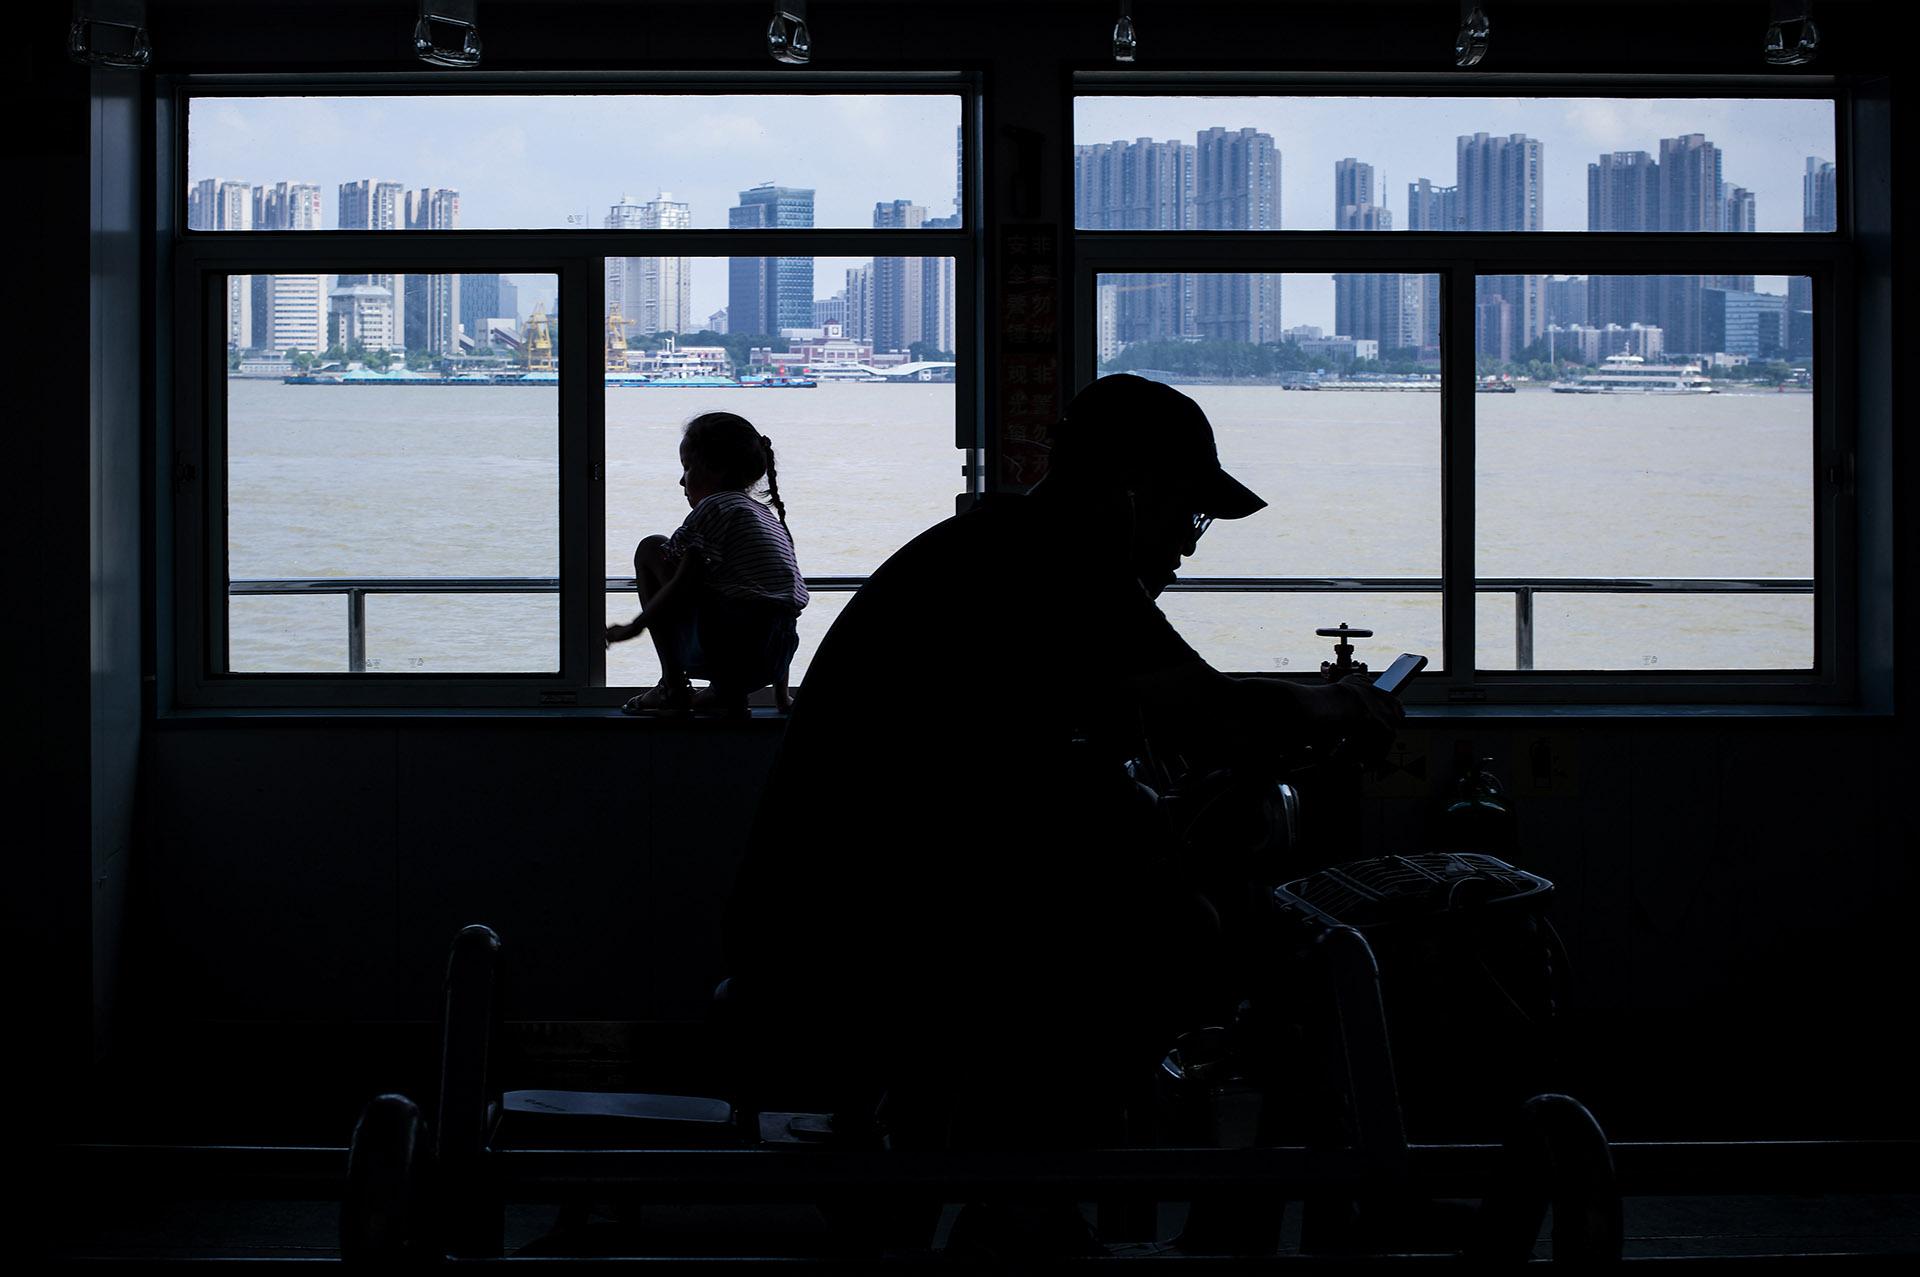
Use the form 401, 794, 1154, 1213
602, 254, 959, 690
171, 84, 975, 708
225, 272, 560, 674
1074, 90, 1846, 702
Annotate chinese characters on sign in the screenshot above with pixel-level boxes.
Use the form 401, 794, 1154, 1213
998, 224, 1060, 487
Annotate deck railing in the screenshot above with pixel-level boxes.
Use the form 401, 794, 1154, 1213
227, 575, 1814, 674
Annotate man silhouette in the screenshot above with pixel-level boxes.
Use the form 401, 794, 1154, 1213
725, 374, 1401, 1141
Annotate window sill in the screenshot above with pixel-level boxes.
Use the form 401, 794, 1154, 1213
152, 706, 795, 727
1406, 702, 1890, 723
149, 702, 1890, 727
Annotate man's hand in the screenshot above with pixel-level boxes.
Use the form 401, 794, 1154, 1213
1330, 673, 1404, 761
605, 618, 645, 646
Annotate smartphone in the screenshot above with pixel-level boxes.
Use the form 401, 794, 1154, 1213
1371, 652, 1429, 696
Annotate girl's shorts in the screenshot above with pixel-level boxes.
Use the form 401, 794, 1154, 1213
661, 593, 801, 690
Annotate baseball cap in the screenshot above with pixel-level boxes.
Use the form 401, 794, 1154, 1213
1054, 374, 1267, 519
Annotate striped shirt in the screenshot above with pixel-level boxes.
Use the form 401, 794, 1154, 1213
666, 489, 809, 613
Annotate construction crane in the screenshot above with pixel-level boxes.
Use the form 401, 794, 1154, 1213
606, 305, 629, 372
525, 302, 556, 371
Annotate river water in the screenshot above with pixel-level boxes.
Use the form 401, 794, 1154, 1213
226, 379, 1812, 680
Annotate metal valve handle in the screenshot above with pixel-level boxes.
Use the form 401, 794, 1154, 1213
1316, 622, 1373, 681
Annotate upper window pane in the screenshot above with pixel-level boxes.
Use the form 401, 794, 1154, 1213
187, 95, 963, 231
1074, 97, 1835, 232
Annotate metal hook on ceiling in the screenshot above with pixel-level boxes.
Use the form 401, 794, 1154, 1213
1455, 2, 1490, 68
415, 0, 483, 68
68, 0, 151, 68
1113, 1, 1138, 63
769, 1, 813, 65
1764, 0, 1819, 66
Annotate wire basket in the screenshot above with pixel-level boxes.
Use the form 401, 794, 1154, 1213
1273, 852, 1552, 930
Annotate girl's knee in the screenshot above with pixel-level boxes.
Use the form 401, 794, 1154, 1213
634, 535, 671, 571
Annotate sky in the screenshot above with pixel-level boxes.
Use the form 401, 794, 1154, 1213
188, 94, 962, 325
189, 92, 1831, 333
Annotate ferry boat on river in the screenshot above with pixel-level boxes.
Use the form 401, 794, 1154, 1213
1551, 352, 1716, 394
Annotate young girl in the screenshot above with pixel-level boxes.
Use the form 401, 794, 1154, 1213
607, 412, 808, 717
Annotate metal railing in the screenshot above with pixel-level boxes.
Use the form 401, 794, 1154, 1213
227, 575, 1814, 674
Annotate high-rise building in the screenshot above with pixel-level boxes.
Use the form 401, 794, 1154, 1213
1587, 151, 1660, 231
249, 183, 323, 350
255, 182, 322, 231
812, 291, 847, 330
1658, 134, 1731, 355
707, 308, 729, 335
337, 180, 408, 350
1583, 135, 1750, 355
1701, 287, 1788, 359
1725, 185, 1757, 233
1097, 282, 1122, 366
1458, 131, 1546, 352
1405, 178, 1461, 348
1193, 126, 1281, 344
328, 282, 397, 351
1562, 321, 1664, 363
921, 215, 960, 355
1406, 177, 1461, 231
189, 179, 255, 350
1332, 159, 1417, 352
267, 272, 328, 354
1586, 151, 1662, 330
604, 196, 648, 330
460, 275, 503, 349
1475, 294, 1514, 365
1074, 136, 1196, 345
842, 264, 874, 343
606, 193, 694, 337
1803, 156, 1838, 232
1788, 306, 1814, 361
404, 188, 461, 355
872, 199, 927, 353
1790, 157, 1837, 316
1546, 276, 1590, 328
1658, 134, 1724, 231
1333, 157, 1373, 221
727, 183, 815, 336
189, 177, 254, 232
338, 179, 406, 230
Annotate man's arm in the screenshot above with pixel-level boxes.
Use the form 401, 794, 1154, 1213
1129, 659, 1403, 771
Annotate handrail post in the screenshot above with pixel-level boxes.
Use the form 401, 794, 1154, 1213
348, 590, 367, 673
1515, 587, 1535, 672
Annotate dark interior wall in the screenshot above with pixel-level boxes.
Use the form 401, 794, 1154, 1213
91, 67, 146, 1068
22, 0, 1909, 1146
6, 3, 146, 1211
138, 714, 1914, 1140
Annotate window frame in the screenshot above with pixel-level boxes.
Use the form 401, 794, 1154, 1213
162, 73, 981, 710
1069, 76, 1861, 706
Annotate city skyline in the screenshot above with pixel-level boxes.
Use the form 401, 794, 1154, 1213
189, 94, 1828, 338
1078, 95, 1830, 328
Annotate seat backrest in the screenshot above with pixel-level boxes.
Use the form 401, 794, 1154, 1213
1314, 924, 1409, 1177
437, 924, 503, 1167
